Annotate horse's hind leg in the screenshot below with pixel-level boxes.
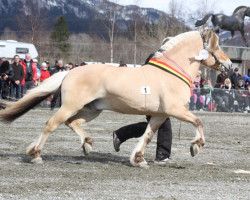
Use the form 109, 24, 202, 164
26, 105, 79, 163
169, 106, 205, 157
65, 109, 102, 155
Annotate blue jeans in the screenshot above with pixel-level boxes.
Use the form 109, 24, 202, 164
10, 82, 22, 100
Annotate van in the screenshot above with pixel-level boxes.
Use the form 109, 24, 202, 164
0, 40, 38, 59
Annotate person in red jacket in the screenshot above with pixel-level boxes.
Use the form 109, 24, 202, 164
20, 53, 37, 95
40, 62, 51, 82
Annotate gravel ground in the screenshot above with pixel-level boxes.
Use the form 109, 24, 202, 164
0, 109, 250, 200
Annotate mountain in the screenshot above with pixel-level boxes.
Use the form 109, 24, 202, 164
0, 0, 178, 34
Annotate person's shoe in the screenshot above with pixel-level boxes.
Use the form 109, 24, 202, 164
154, 157, 172, 165
113, 131, 121, 152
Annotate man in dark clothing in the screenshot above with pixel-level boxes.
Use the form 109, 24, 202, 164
113, 54, 173, 165
0, 61, 13, 99
230, 68, 242, 89
10, 55, 24, 101
50, 60, 65, 110
216, 71, 228, 84
113, 116, 172, 164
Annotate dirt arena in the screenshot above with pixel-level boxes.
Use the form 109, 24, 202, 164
0, 109, 249, 200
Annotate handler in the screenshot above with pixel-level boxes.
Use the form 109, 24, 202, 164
113, 54, 173, 164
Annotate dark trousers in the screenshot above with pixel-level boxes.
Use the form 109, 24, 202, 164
51, 90, 61, 109
10, 82, 22, 100
23, 80, 34, 95
115, 116, 172, 159
1, 80, 9, 100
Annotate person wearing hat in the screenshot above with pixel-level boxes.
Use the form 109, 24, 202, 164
234, 79, 250, 112
243, 69, 250, 88
230, 67, 242, 89
216, 69, 228, 85
0, 60, 13, 99
40, 62, 51, 82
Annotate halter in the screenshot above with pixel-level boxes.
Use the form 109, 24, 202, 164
200, 31, 226, 70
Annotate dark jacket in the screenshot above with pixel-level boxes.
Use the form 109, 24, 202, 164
230, 72, 242, 89
11, 62, 24, 82
0, 61, 13, 81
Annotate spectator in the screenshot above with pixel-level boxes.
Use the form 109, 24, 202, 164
230, 67, 242, 89
20, 53, 37, 95
33, 59, 41, 86
193, 80, 205, 111
40, 62, 51, 82
216, 70, 228, 84
195, 70, 202, 83
75, 64, 79, 67
50, 60, 64, 75
50, 59, 65, 110
189, 83, 196, 111
200, 78, 212, 110
0, 61, 13, 100
224, 78, 234, 111
243, 69, 250, 88
80, 62, 86, 66
64, 64, 70, 71
234, 79, 249, 112
119, 61, 127, 67
212, 83, 231, 112
9, 55, 24, 101
68, 62, 74, 70
45, 60, 51, 72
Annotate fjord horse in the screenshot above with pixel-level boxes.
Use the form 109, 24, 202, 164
195, 6, 250, 46
0, 28, 232, 167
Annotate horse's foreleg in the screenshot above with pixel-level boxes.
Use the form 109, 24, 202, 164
130, 116, 166, 168
170, 107, 205, 157
240, 29, 248, 47
26, 106, 77, 163
65, 109, 102, 155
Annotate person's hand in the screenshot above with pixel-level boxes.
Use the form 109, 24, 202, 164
15, 80, 20, 85
3, 75, 8, 80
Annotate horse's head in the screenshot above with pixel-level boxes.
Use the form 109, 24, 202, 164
246, 7, 250, 17
197, 28, 232, 72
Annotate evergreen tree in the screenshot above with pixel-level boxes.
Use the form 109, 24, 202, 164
50, 16, 70, 58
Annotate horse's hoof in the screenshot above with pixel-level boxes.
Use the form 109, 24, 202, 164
138, 161, 149, 169
83, 143, 92, 155
31, 157, 43, 164
190, 144, 200, 157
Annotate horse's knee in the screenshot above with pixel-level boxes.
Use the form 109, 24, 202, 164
194, 118, 203, 128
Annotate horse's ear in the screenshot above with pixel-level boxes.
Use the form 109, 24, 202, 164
199, 26, 204, 32
204, 29, 219, 52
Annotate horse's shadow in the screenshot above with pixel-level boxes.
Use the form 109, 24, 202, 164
0, 152, 132, 166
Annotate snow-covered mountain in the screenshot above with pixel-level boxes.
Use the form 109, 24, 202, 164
0, 0, 170, 33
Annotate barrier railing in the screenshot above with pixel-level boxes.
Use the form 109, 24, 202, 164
189, 88, 249, 113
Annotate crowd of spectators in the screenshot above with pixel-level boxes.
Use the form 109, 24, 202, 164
190, 68, 250, 113
0, 54, 86, 110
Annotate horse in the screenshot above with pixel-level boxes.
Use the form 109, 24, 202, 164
0, 28, 232, 168
195, 6, 250, 46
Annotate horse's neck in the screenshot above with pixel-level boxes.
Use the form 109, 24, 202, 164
157, 49, 201, 82
234, 9, 247, 19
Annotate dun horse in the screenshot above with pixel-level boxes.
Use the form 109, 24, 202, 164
195, 6, 250, 46
0, 28, 232, 168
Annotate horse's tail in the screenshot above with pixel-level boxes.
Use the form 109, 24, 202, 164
195, 14, 214, 27
0, 71, 69, 124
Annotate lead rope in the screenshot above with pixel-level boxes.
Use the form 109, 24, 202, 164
162, 52, 192, 83
140, 66, 147, 112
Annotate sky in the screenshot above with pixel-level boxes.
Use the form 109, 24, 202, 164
112, 0, 249, 15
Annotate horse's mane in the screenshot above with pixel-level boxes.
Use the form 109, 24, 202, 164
233, 6, 247, 14
154, 31, 197, 58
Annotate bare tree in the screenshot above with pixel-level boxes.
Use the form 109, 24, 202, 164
17, 1, 48, 45
102, 0, 119, 63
